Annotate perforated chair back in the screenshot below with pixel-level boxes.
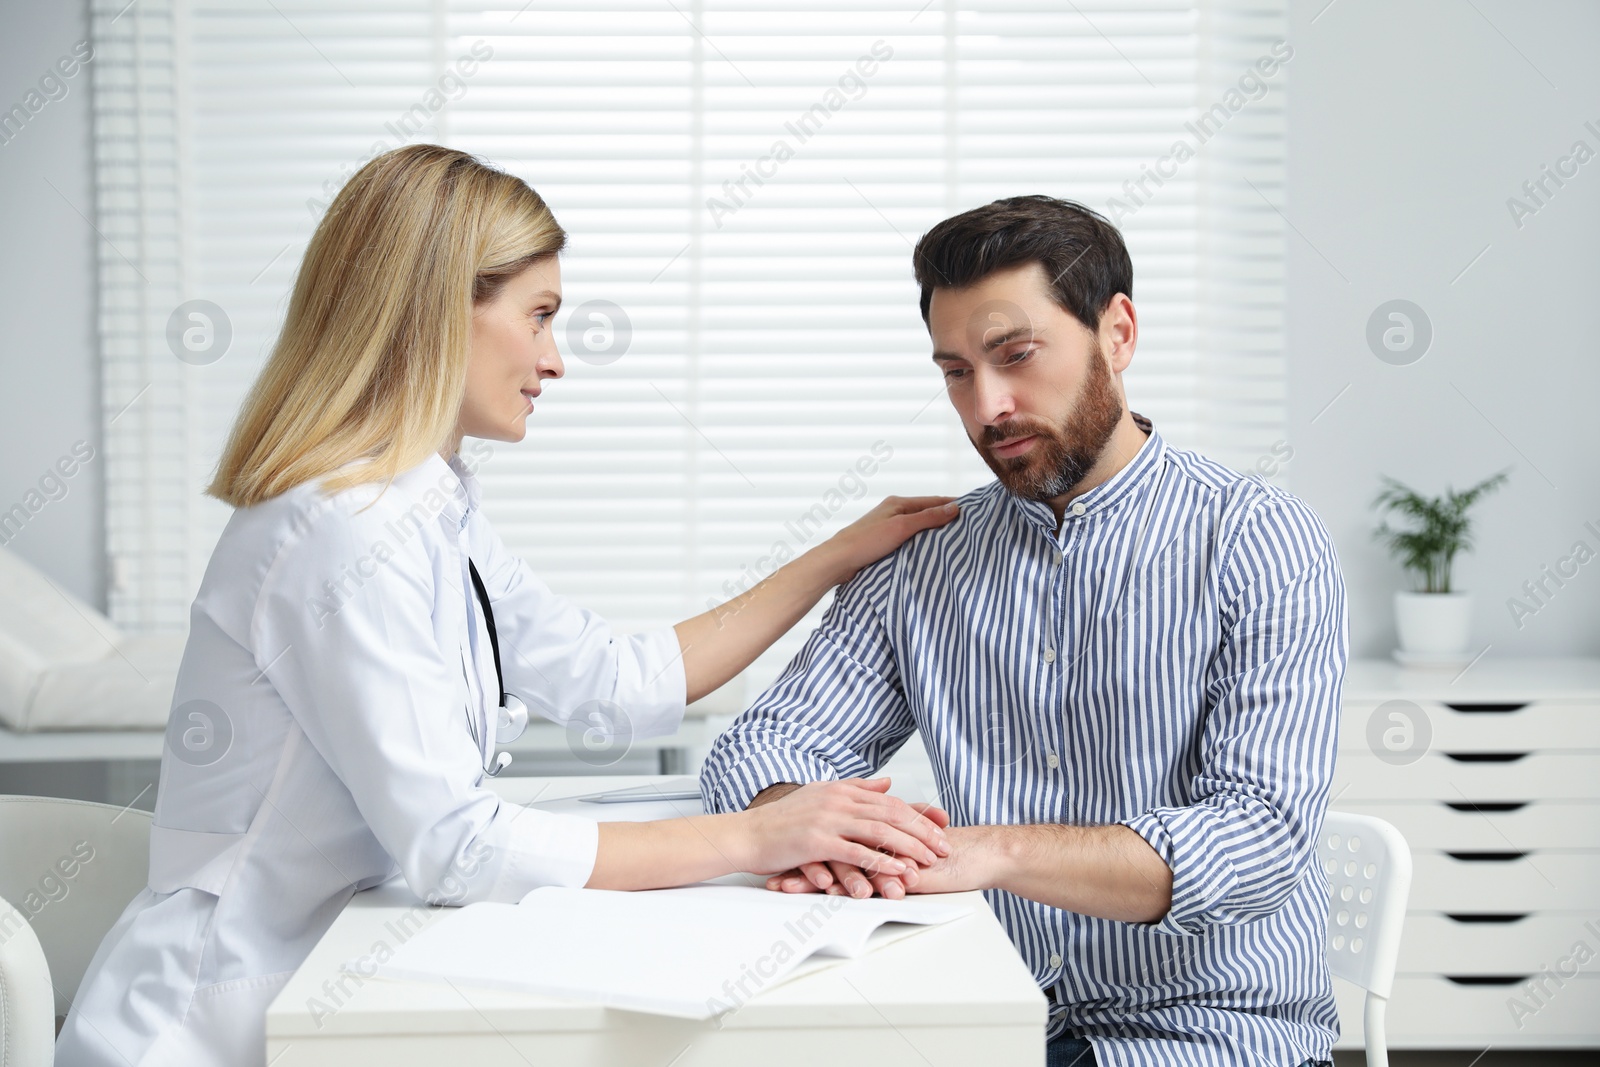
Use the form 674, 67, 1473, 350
1319, 810, 1412, 1067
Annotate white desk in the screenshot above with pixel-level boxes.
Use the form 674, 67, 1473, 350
265, 774, 1048, 1065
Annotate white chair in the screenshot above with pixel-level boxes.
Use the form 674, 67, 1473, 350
0, 892, 55, 1067
1319, 810, 1412, 1067
0, 795, 153, 1064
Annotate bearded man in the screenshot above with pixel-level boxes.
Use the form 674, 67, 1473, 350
700, 195, 1347, 1067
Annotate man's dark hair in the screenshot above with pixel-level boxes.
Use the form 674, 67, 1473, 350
912, 195, 1133, 331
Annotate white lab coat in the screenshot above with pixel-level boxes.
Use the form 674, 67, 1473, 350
55, 449, 686, 1066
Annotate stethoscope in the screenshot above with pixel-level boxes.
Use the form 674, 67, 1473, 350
465, 559, 528, 777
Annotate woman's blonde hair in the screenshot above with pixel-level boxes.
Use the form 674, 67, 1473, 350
208, 144, 566, 507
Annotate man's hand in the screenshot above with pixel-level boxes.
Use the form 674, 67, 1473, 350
739, 777, 951, 878
748, 782, 951, 898
765, 820, 1172, 922
750, 792, 1171, 919
753, 791, 994, 899
766, 823, 1002, 898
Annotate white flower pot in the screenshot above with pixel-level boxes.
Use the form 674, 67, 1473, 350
1393, 591, 1473, 655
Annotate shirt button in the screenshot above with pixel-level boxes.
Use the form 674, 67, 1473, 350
1043, 647, 1056, 663
1046, 752, 1060, 769
1050, 952, 1063, 969
1054, 551, 1064, 566
1070, 502, 1086, 517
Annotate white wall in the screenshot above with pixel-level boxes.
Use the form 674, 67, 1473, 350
0, 0, 103, 609
1, 0, 1595, 660
1284, 0, 1600, 659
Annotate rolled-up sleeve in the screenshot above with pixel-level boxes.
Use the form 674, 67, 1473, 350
1122, 495, 1347, 937
699, 557, 918, 813
255, 501, 600, 903
469, 518, 686, 741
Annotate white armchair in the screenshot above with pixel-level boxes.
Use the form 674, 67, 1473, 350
0, 795, 154, 1064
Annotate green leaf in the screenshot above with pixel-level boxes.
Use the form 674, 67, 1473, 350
1370, 468, 1510, 592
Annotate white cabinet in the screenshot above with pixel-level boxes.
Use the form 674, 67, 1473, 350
1330, 658, 1600, 1049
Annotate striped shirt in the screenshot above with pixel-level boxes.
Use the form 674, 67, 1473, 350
699, 417, 1348, 1067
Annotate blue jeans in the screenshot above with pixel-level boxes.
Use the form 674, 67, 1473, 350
1045, 1033, 1331, 1067
1046, 1034, 1096, 1067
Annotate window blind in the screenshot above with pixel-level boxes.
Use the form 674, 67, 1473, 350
91, 0, 1287, 688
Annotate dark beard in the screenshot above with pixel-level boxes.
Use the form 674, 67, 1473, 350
973, 340, 1123, 502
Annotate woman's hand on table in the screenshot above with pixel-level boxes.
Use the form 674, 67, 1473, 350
739, 777, 951, 880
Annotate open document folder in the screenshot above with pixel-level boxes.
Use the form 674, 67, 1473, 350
360, 883, 973, 1019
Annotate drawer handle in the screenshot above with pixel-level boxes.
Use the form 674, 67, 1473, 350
1445, 913, 1531, 924
1443, 703, 1529, 714
1443, 752, 1528, 763
1446, 851, 1529, 862
1445, 801, 1528, 813
1445, 975, 1529, 987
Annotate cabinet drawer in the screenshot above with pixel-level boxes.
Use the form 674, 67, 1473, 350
1406, 853, 1600, 911
1396, 913, 1600, 974
1332, 752, 1600, 801
1333, 973, 1600, 1046
1335, 801, 1600, 850
1340, 699, 1600, 753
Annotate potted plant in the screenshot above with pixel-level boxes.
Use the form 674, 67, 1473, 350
1372, 469, 1509, 662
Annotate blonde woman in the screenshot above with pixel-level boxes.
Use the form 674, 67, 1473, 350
56, 145, 956, 1067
